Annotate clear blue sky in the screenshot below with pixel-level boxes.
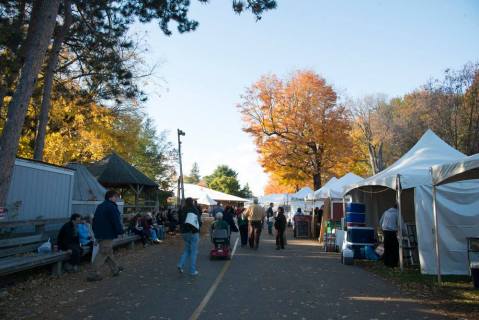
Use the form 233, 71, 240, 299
131, 0, 479, 195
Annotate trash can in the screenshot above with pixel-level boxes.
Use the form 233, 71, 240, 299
471, 262, 479, 289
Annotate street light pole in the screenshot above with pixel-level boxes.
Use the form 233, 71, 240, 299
177, 129, 186, 207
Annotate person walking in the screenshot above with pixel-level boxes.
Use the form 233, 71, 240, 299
266, 203, 274, 235
245, 198, 266, 250
275, 207, 287, 250
237, 208, 248, 247
379, 204, 404, 268
87, 190, 124, 281
177, 197, 202, 276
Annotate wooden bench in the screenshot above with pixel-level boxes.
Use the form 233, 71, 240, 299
0, 234, 141, 277
0, 234, 48, 258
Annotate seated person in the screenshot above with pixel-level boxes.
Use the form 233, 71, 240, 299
211, 212, 230, 248
57, 213, 82, 272
129, 214, 148, 246
155, 211, 166, 241
144, 212, 161, 244
77, 216, 94, 247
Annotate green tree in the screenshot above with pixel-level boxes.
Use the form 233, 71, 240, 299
205, 165, 242, 196
239, 183, 253, 198
185, 162, 201, 184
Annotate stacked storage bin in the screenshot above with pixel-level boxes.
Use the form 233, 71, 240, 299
345, 203, 366, 228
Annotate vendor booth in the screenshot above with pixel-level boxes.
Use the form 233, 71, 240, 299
344, 130, 475, 274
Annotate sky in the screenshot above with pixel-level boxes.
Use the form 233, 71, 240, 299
131, 0, 479, 196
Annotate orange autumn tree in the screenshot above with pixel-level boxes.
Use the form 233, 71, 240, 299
239, 70, 353, 191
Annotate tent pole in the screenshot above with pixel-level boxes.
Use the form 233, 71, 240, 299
432, 184, 442, 284
342, 196, 346, 231
396, 174, 404, 272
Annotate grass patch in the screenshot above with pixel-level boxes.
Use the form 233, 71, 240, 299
356, 260, 479, 311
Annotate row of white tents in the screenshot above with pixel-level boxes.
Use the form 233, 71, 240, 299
260, 130, 479, 277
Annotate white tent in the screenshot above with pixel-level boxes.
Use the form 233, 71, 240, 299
344, 130, 465, 192
182, 183, 249, 203
312, 177, 337, 200
197, 193, 217, 206
315, 174, 362, 200
344, 130, 479, 275
428, 153, 479, 282
291, 187, 313, 200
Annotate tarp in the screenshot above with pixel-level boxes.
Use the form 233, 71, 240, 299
197, 193, 217, 206
259, 193, 289, 205
432, 153, 479, 186
344, 130, 465, 193
415, 181, 479, 275
67, 163, 106, 201
182, 184, 249, 203
291, 187, 313, 200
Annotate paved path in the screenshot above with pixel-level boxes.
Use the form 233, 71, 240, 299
2, 228, 452, 320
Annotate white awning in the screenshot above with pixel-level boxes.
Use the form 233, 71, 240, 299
431, 153, 479, 186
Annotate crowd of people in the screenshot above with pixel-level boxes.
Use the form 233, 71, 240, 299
55, 192, 296, 280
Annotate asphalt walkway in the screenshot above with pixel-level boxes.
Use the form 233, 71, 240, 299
1, 228, 451, 320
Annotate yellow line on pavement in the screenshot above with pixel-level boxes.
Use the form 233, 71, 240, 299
189, 237, 239, 320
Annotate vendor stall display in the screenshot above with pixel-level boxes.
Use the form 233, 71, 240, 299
342, 227, 377, 259
294, 215, 312, 239
345, 202, 366, 227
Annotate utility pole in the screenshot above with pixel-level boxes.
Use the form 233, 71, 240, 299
177, 129, 186, 207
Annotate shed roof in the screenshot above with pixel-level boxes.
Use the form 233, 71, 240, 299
87, 153, 158, 188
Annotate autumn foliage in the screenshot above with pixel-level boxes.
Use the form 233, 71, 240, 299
239, 70, 359, 191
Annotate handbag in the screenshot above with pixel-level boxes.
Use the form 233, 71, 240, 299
185, 212, 199, 231
91, 242, 100, 263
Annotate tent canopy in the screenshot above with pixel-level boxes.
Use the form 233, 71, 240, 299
291, 187, 313, 200
311, 177, 338, 200
183, 184, 249, 203
315, 174, 363, 199
197, 193, 217, 206
67, 162, 106, 201
432, 153, 479, 186
87, 153, 158, 189
344, 130, 465, 193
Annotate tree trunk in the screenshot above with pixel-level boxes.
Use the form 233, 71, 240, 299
313, 173, 321, 191
0, 0, 61, 207
34, 0, 72, 161
0, 0, 28, 117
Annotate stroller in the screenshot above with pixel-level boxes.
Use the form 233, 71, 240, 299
210, 225, 231, 260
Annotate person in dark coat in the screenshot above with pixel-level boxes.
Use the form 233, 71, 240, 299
177, 198, 202, 276
274, 207, 287, 250
57, 213, 82, 272
223, 206, 239, 233
87, 190, 124, 281
237, 208, 248, 247
129, 214, 148, 246
266, 203, 274, 235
